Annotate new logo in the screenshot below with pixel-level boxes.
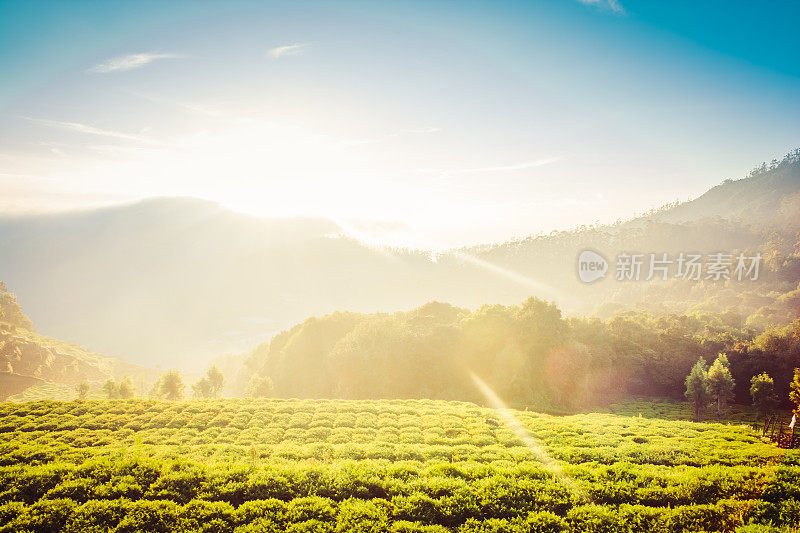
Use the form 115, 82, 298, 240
577, 250, 608, 283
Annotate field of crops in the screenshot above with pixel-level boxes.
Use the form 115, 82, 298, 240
1, 398, 799, 532
602, 398, 793, 428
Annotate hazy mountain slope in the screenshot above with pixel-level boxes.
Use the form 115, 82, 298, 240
646, 149, 800, 226
1, 329, 109, 399
471, 152, 800, 316
1, 153, 797, 371
0, 198, 511, 368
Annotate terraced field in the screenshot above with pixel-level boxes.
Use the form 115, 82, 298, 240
1, 399, 799, 532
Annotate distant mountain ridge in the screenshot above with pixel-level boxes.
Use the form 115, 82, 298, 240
644, 148, 800, 226
0, 198, 461, 368
0, 150, 798, 370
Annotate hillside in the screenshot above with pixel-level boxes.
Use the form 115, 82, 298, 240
230, 296, 800, 412
1, 398, 798, 531
647, 149, 800, 226
0, 327, 157, 400
471, 150, 800, 317
0, 198, 484, 369
0, 282, 154, 400
0, 151, 798, 370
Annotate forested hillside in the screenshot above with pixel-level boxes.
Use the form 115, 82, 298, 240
232, 296, 799, 413
471, 149, 800, 317
648, 148, 800, 226
0, 151, 798, 371
225, 147, 799, 409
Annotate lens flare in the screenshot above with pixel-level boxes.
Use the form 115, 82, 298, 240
469, 370, 590, 502
450, 251, 566, 301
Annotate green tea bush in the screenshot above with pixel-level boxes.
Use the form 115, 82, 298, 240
1, 398, 799, 531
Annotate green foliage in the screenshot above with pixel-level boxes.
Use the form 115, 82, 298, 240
234, 298, 799, 413
208, 366, 225, 398
247, 376, 273, 398
103, 379, 117, 399
75, 380, 90, 400
685, 358, 709, 421
193, 377, 213, 399
117, 377, 135, 399
103, 377, 136, 400
151, 370, 185, 400
790, 368, 800, 416
707, 354, 735, 420
749, 373, 778, 419
194, 367, 226, 399
0, 398, 798, 532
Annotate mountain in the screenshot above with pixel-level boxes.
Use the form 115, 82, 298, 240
646, 148, 800, 226
0, 198, 506, 369
0, 151, 798, 371
472, 150, 800, 316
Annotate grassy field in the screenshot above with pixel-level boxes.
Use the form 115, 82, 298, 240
1, 399, 799, 532
601, 398, 794, 428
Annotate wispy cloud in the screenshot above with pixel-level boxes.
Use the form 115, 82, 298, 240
88, 52, 184, 73
25, 117, 159, 145
268, 43, 311, 58
576, 0, 625, 14
420, 156, 561, 176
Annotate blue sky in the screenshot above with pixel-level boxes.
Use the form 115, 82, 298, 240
1, 0, 798, 247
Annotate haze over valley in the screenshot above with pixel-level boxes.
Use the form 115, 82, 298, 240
1, 151, 798, 379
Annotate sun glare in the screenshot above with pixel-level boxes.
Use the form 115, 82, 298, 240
469, 371, 590, 502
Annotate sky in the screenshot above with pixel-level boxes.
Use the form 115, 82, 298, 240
1, 0, 799, 249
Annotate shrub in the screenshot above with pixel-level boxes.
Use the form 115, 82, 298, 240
335, 498, 390, 532
114, 500, 181, 533
23, 498, 77, 533
64, 499, 129, 533
177, 499, 236, 532
286, 496, 337, 524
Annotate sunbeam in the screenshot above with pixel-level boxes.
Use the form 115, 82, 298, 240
469, 370, 590, 502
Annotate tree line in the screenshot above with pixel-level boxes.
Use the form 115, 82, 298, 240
76, 298, 800, 419
73, 294, 800, 422
229, 298, 800, 416
76, 366, 225, 401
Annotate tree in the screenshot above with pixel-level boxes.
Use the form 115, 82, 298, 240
117, 376, 135, 399
192, 377, 213, 399
685, 357, 710, 421
750, 372, 778, 421
246, 375, 273, 398
707, 353, 735, 420
162, 370, 185, 400
103, 379, 119, 399
790, 368, 800, 416
206, 366, 225, 398
151, 370, 185, 400
75, 380, 90, 400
